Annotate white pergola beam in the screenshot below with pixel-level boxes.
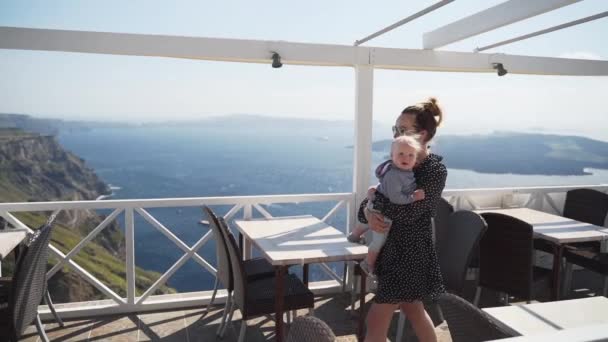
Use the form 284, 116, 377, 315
0, 26, 369, 67
354, 0, 455, 46
1, 26, 607, 76
423, 0, 582, 49
475, 11, 608, 52
372, 47, 608, 76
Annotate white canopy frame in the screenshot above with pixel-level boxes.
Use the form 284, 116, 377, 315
1, 19, 607, 240
474, 11, 608, 52
423, 0, 583, 49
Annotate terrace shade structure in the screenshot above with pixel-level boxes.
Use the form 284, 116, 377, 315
2, 1, 608, 217
1, 0, 608, 323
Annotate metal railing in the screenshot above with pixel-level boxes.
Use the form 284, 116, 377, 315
1, 184, 607, 318
0, 193, 355, 317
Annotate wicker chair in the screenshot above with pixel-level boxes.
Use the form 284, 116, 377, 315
535, 188, 608, 254
475, 213, 552, 305
439, 210, 487, 296
220, 217, 314, 342
286, 315, 336, 342
0, 218, 56, 342
202, 206, 276, 337
561, 189, 608, 297
439, 293, 513, 342
433, 197, 455, 248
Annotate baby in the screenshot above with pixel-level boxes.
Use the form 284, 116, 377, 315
348, 135, 425, 275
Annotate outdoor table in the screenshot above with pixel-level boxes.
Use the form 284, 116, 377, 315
0, 228, 28, 260
483, 296, 608, 336
0, 228, 28, 276
488, 323, 608, 341
476, 208, 608, 300
233, 215, 368, 342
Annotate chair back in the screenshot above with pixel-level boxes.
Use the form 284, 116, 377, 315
479, 213, 534, 299
433, 197, 454, 248
564, 189, 608, 227
9, 218, 55, 338
437, 210, 487, 295
220, 217, 247, 313
286, 316, 336, 342
202, 206, 232, 290
438, 293, 512, 342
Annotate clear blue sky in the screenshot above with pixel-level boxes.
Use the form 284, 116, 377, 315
1, 0, 607, 140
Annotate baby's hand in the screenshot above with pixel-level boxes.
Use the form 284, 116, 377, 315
413, 189, 425, 201
367, 186, 377, 199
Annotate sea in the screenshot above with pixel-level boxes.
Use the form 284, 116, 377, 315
57, 125, 608, 292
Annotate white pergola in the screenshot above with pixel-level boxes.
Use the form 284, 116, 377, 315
1, 0, 607, 215
1, 0, 608, 320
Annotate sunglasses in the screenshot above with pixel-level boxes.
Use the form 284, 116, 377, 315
392, 125, 416, 136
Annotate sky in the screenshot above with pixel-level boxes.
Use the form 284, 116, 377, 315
0, 0, 607, 140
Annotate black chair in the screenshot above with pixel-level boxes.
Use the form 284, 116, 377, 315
202, 206, 276, 337
475, 213, 552, 305
0, 218, 57, 342
535, 188, 608, 255
433, 197, 455, 249
438, 210, 487, 296
561, 189, 608, 297
220, 217, 314, 342
563, 188, 608, 226
286, 315, 336, 342
439, 293, 513, 342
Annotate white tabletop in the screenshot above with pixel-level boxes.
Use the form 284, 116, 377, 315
0, 228, 28, 260
489, 323, 608, 342
483, 296, 608, 336
477, 208, 608, 244
233, 215, 368, 266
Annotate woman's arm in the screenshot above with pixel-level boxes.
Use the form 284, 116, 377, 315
357, 198, 390, 232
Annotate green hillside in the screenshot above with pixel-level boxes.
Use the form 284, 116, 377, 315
0, 129, 175, 302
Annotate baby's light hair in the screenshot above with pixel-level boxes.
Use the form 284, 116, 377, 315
391, 134, 422, 155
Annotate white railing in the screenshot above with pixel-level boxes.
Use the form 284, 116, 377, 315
444, 184, 608, 213
0, 193, 355, 317
1, 184, 608, 319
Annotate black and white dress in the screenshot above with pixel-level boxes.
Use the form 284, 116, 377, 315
358, 153, 447, 304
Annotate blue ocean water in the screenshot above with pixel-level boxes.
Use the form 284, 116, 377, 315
57, 125, 608, 292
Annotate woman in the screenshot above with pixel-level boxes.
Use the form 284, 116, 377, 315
360, 97, 447, 342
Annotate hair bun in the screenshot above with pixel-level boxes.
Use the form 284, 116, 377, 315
423, 97, 443, 126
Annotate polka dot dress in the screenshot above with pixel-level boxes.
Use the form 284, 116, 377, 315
358, 154, 447, 304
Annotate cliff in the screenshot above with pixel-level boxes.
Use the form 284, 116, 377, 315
0, 128, 175, 302
0, 129, 108, 201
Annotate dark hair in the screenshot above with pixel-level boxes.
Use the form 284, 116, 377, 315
401, 97, 443, 142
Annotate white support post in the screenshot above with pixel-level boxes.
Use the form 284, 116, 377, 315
352, 65, 374, 220
243, 204, 253, 259
125, 208, 136, 305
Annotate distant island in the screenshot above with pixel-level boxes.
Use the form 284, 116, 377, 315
372, 132, 608, 175
3, 112, 608, 176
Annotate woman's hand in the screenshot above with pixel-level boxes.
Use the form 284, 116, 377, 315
365, 208, 390, 233
366, 186, 377, 199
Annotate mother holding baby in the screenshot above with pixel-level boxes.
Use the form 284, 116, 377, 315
360, 97, 447, 342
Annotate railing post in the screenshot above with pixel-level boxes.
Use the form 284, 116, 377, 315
243, 204, 253, 259
125, 208, 136, 305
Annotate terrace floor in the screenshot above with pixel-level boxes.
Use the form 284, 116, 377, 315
18, 269, 608, 342
19, 292, 451, 342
